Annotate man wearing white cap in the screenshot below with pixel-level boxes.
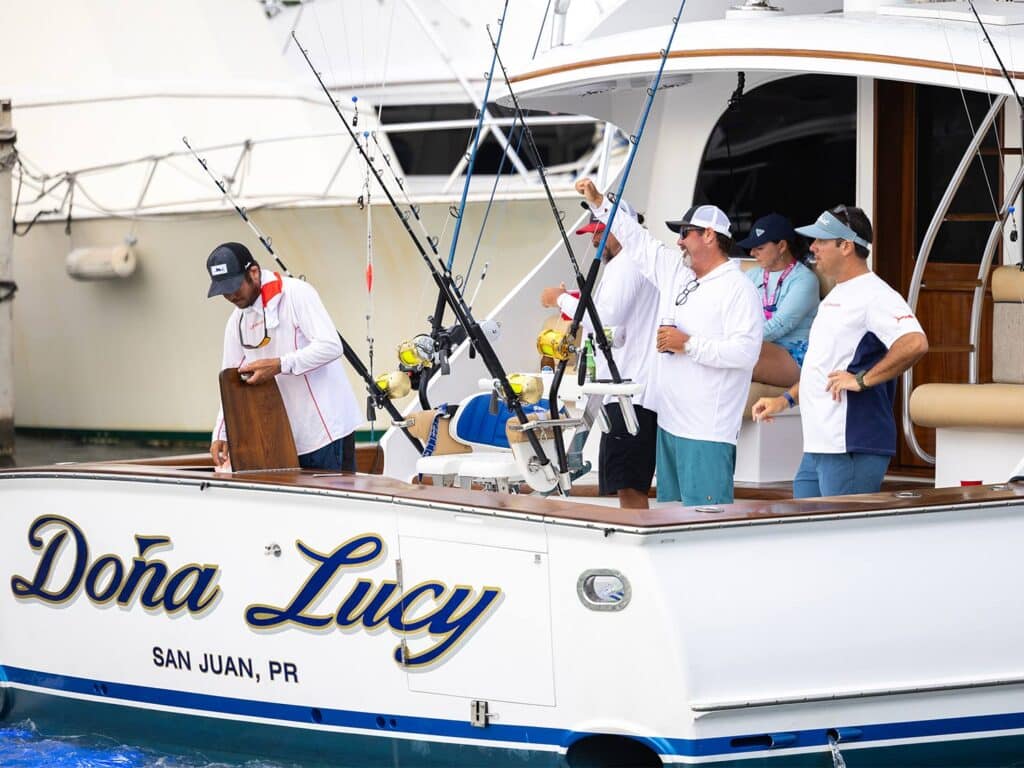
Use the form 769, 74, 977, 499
576, 179, 763, 506
539, 199, 660, 509
751, 205, 929, 497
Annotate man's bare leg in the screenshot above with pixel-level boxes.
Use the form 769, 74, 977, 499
618, 488, 650, 509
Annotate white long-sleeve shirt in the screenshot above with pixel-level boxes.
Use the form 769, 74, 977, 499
592, 200, 763, 444
556, 251, 660, 410
212, 271, 361, 455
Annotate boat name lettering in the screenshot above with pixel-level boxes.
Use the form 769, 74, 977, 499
244, 534, 503, 667
10, 515, 221, 616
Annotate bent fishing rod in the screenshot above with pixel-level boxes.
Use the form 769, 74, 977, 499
487, 24, 630, 479
293, 29, 560, 485
182, 136, 423, 454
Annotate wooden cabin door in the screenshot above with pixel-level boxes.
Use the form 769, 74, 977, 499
874, 81, 999, 475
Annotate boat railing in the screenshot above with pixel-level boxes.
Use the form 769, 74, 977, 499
11, 114, 622, 222
900, 94, 1012, 465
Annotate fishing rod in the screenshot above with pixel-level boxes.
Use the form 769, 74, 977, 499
368, 131, 468, 408
182, 136, 424, 454
486, 24, 629, 479
403, 0, 512, 411
293, 30, 561, 491
548, 0, 687, 475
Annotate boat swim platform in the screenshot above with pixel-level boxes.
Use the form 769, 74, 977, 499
3, 458, 1021, 534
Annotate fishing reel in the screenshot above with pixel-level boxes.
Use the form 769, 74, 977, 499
506, 373, 546, 406
374, 371, 412, 400
397, 334, 436, 372
537, 325, 621, 363
537, 328, 575, 362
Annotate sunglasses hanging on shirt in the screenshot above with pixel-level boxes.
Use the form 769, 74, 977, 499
239, 305, 271, 349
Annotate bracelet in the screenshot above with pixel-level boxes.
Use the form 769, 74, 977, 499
782, 391, 796, 409
855, 370, 870, 391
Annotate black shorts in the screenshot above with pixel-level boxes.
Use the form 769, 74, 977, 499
598, 403, 657, 495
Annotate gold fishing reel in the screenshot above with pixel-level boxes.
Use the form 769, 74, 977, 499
374, 370, 412, 399
397, 334, 435, 371
507, 373, 545, 405
536, 328, 573, 361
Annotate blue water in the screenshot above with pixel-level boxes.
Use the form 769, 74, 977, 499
0, 720, 296, 768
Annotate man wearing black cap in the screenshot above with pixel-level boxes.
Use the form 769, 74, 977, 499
539, 199, 659, 509
576, 178, 763, 507
206, 242, 360, 471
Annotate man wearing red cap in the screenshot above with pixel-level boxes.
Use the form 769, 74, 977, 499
540, 201, 659, 509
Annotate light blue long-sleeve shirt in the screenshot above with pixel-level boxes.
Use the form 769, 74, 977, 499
745, 261, 819, 346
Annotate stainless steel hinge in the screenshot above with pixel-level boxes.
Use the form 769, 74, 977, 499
470, 700, 491, 728
395, 558, 409, 667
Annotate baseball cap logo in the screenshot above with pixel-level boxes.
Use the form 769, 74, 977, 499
755, 228, 764, 236
211, 264, 228, 276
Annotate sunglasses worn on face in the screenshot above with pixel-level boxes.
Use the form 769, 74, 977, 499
675, 278, 700, 306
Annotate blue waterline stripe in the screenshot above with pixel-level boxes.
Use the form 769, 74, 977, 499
5, 665, 1024, 759
3, 665, 567, 748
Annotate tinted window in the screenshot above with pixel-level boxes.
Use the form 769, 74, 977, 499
693, 74, 857, 244
379, 103, 596, 176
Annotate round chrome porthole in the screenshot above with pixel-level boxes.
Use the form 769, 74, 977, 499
577, 569, 631, 612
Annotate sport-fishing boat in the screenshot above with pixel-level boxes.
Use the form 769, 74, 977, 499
4, 0, 1024, 766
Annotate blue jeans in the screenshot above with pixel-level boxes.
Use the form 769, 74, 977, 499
299, 433, 356, 472
793, 452, 891, 498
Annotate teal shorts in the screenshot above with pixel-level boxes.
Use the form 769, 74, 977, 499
656, 430, 736, 506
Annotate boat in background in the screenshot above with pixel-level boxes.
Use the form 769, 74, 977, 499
2, 0, 618, 441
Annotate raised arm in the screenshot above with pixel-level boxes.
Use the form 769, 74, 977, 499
576, 178, 674, 286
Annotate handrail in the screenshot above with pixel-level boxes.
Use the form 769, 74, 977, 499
969, 162, 1024, 381
13, 114, 613, 221
900, 94, 1006, 465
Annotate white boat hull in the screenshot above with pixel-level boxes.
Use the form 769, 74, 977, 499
3, 468, 1024, 765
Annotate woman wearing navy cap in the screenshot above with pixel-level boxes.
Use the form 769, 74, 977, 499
738, 213, 820, 387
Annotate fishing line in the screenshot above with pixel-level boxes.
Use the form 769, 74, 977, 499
181, 136, 424, 453
444, 0, 511, 272
547, 0, 687, 478
463, 118, 528, 294
532, 0, 553, 60
294, 27, 560, 483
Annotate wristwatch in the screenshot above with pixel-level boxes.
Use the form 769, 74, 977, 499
855, 370, 871, 391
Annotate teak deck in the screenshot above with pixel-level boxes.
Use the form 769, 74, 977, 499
3, 457, 1022, 531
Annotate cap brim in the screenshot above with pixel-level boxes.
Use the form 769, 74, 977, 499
575, 222, 605, 235
207, 273, 245, 298
736, 234, 767, 249
795, 224, 836, 240
665, 220, 684, 233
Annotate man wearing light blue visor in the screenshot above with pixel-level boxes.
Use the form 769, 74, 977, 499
751, 205, 929, 497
